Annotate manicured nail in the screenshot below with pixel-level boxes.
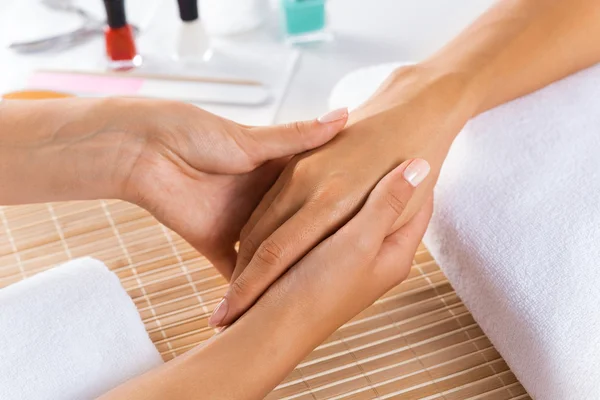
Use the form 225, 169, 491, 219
403, 159, 431, 187
318, 107, 348, 124
208, 298, 229, 327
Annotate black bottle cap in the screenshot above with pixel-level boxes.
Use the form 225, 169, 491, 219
103, 0, 128, 29
177, 0, 199, 22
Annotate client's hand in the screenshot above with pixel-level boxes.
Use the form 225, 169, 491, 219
217, 65, 476, 326
100, 158, 432, 400
121, 100, 349, 279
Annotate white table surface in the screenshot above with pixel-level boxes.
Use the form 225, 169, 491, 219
0, 0, 496, 123
279, 0, 495, 121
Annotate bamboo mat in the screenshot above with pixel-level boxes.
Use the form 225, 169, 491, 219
0, 200, 530, 400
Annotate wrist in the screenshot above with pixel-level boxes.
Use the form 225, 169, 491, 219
81, 97, 149, 201
0, 98, 146, 204
388, 63, 485, 120
420, 43, 497, 117
48, 97, 148, 201
349, 63, 479, 156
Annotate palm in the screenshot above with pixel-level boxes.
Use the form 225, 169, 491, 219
137, 155, 284, 279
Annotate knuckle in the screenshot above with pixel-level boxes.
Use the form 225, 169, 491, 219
324, 171, 349, 191
229, 276, 252, 299
237, 237, 258, 265
309, 182, 360, 220
255, 239, 284, 267
286, 121, 308, 138
308, 188, 334, 205
237, 251, 254, 267
333, 225, 376, 261
289, 159, 310, 182
242, 237, 259, 254
354, 232, 378, 257
385, 189, 408, 216
239, 224, 253, 243
310, 175, 346, 203
324, 197, 353, 221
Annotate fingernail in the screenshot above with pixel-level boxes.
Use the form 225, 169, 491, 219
403, 159, 431, 187
208, 298, 229, 327
318, 107, 348, 124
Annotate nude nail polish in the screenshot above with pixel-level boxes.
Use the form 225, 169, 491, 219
318, 107, 348, 124
403, 159, 431, 187
208, 298, 228, 327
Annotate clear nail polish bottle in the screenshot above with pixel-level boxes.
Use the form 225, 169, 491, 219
175, 0, 212, 62
281, 0, 333, 44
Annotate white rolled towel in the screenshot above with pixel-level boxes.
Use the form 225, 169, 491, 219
330, 62, 600, 399
0, 257, 163, 400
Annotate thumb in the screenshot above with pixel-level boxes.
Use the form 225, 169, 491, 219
374, 195, 434, 288
241, 108, 348, 163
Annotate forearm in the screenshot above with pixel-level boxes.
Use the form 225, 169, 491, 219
100, 268, 370, 400
423, 0, 600, 115
101, 158, 430, 400
101, 224, 419, 400
100, 297, 329, 400
0, 98, 142, 205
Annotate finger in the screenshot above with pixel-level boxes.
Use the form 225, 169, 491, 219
238, 176, 286, 245
210, 158, 431, 327
229, 205, 325, 309
261, 197, 431, 337
238, 169, 432, 333
189, 159, 286, 281
241, 108, 348, 164
374, 196, 434, 289
236, 157, 300, 261
232, 174, 292, 286
329, 158, 431, 258
232, 153, 399, 289
213, 198, 434, 378
232, 182, 302, 282
235, 108, 348, 274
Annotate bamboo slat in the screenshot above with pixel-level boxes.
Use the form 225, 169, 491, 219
0, 200, 529, 399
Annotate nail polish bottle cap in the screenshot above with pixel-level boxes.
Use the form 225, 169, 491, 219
103, 0, 128, 29
177, 0, 199, 22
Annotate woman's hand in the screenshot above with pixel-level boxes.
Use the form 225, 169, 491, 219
0, 97, 348, 279
100, 159, 432, 400
215, 65, 478, 326
120, 100, 349, 279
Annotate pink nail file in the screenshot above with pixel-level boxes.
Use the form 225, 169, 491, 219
27, 71, 271, 106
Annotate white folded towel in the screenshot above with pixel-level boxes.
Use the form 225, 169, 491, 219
330, 63, 600, 399
0, 257, 163, 400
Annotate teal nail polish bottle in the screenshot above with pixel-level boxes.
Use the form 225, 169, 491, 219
281, 0, 332, 44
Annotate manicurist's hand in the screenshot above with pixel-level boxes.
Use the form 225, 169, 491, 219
216, 64, 476, 326
100, 158, 432, 400
0, 98, 348, 279
121, 101, 349, 279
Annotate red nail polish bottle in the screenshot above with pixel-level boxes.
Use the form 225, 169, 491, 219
103, 0, 141, 70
